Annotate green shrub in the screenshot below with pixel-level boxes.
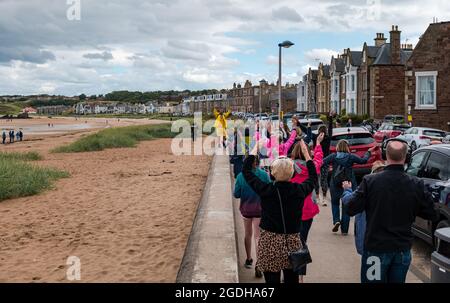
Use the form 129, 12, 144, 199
0, 155, 69, 202
53, 123, 176, 153
0, 151, 42, 161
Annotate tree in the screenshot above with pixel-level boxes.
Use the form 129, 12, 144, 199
79, 94, 87, 100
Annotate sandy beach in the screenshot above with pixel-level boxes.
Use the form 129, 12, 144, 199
0, 117, 211, 282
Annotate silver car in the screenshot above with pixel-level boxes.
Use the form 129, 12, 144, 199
398, 127, 446, 151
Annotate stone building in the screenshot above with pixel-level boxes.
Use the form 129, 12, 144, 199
317, 63, 331, 113
369, 26, 413, 120
405, 21, 450, 131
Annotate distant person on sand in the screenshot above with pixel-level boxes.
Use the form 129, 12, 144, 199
214, 108, 231, 148
16, 131, 20, 142
234, 155, 270, 278
19, 130, 23, 141
2, 130, 6, 144
9, 130, 14, 143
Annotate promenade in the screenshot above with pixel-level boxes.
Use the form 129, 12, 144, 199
180, 154, 428, 283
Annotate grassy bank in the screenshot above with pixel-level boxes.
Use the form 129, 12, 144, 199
0, 152, 69, 202
53, 123, 177, 153
0, 103, 23, 115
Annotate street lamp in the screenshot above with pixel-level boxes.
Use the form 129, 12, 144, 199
277, 40, 294, 128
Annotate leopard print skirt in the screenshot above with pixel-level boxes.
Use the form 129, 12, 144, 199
256, 229, 303, 273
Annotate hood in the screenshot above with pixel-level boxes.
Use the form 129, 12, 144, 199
336, 152, 350, 160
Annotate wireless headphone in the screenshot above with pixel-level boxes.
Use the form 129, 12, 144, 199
381, 138, 412, 164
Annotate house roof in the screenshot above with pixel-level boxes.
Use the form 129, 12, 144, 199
334, 58, 345, 73
322, 65, 330, 77
372, 43, 413, 65
350, 51, 363, 66
366, 46, 381, 58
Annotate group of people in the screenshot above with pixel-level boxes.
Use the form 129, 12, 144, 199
228, 110, 438, 284
2, 129, 23, 144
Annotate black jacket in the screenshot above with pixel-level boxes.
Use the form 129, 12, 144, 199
242, 156, 318, 234
346, 165, 439, 253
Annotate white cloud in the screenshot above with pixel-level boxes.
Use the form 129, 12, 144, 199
304, 48, 340, 64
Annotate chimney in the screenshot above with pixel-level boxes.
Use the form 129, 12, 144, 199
374, 33, 387, 47
390, 25, 401, 64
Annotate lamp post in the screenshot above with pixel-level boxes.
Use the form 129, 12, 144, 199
278, 41, 294, 125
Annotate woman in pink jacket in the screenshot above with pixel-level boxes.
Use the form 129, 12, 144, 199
290, 132, 324, 282
256, 120, 299, 162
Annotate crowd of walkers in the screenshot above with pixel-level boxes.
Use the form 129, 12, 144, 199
2, 129, 24, 144
223, 108, 438, 284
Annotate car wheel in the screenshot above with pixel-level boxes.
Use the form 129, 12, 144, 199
411, 141, 417, 151
433, 220, 450, 248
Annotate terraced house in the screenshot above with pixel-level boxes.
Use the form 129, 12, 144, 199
405, 21, 450, 131
330, 55, 345, 113
343, 49, 362, 115
317, 63, 331, 113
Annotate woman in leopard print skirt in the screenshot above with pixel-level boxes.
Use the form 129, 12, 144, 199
242, 139, 318, 284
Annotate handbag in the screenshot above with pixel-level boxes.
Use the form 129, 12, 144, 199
276, 187, 312, 274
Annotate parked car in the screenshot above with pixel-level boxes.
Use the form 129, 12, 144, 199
405, 144, 450, 247
328, 127, 383, 176
286, 118, 323, 132
305, 113, 320, 119
373, 123, 411, 143
443, 134, 450, 144
384, 114, 405, 124
398, 127, 447, 151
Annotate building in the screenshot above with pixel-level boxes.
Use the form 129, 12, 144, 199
359, 33, 385, 116
330, 55, 346, 113
369, 25, 413, 120
344, 49, 363, 114
297, 75, 308, 112
186, 93, 228, 114
307, 68, 318, 113
22, 107, 37, 114
405, 21, 450, 131
317, 63, 331, 113
37, 105, 71, 115
229, 80, 255, 113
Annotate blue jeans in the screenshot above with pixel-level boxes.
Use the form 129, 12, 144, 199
361, 250, 412, 283
331, 188, 350, 233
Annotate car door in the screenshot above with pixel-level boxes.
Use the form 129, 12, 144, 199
403, 127, 413, 143
406, 151, 430, 232
420, 152, 450, 234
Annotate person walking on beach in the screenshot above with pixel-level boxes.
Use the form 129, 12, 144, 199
18, 130, 23, 142
322, 140, 376, 235
2, 130, 6, 144
234, 156, 270, 278
341, 161, 386, 256
290, 132, 324, 282
213, 108, 231, 148
346, 140, 438, 283
242, 139, 318, 284
15, 131, 20, 142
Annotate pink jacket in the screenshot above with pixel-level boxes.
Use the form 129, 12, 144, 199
260, 130, 297, 160
290, 144, 324, 221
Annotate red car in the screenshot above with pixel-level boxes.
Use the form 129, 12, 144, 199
374, 123, 411, 143
329, 127, 383, 176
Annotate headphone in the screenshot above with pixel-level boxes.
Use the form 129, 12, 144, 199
381, 138, 412, 164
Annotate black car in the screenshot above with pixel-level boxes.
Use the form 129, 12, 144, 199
405, 144, 450, 247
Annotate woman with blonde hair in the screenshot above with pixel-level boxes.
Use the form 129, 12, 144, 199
322, 139, 377, 235
242, 139, 318, 284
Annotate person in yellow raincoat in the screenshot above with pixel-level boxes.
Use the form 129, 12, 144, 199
214, 108, 231, 148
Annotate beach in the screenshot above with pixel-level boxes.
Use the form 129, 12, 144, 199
0, 117, 211, 282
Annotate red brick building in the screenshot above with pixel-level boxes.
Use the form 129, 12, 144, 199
405, 22, 450, 131
369, 26, 413, 120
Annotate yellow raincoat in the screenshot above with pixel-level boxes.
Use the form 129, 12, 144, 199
214, 109, 231, 138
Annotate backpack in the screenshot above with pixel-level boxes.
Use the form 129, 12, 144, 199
333, 164, 352, 187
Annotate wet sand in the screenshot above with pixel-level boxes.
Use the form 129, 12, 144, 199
0, 119, 211, 282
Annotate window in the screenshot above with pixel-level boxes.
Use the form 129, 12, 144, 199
423, 130, 446, 138
331, 133, 375, 147
334, 79, 338, 94
351, 75, 355, 92
302, 86, 305, 97
416, 71, 437, 109
351, 99, 355, 114
423, 153, 450, 181
406, 152, 427, 177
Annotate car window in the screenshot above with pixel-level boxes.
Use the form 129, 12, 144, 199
394, 125, 410, 131
406, 152, 428, 177
423, 152, 450, 181
413, 128, 419, 135
423, 130, 446, 138
331, 133, 374, 146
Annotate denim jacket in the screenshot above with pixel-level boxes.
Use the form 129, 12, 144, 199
342, 188, 366, 255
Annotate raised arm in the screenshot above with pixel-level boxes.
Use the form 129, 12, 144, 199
293, 140, 318, 197
322, 153, 336, 169
242, 155, 272, 197
213, 108, 219, 118
350, 151, 372, 165
224, 110, 231, 119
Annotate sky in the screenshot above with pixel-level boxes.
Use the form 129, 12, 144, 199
0, 0, 449, 96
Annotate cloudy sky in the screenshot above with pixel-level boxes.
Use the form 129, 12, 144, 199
0, 0, 449, 96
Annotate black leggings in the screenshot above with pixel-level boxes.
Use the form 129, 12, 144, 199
263, 269, 298, 284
